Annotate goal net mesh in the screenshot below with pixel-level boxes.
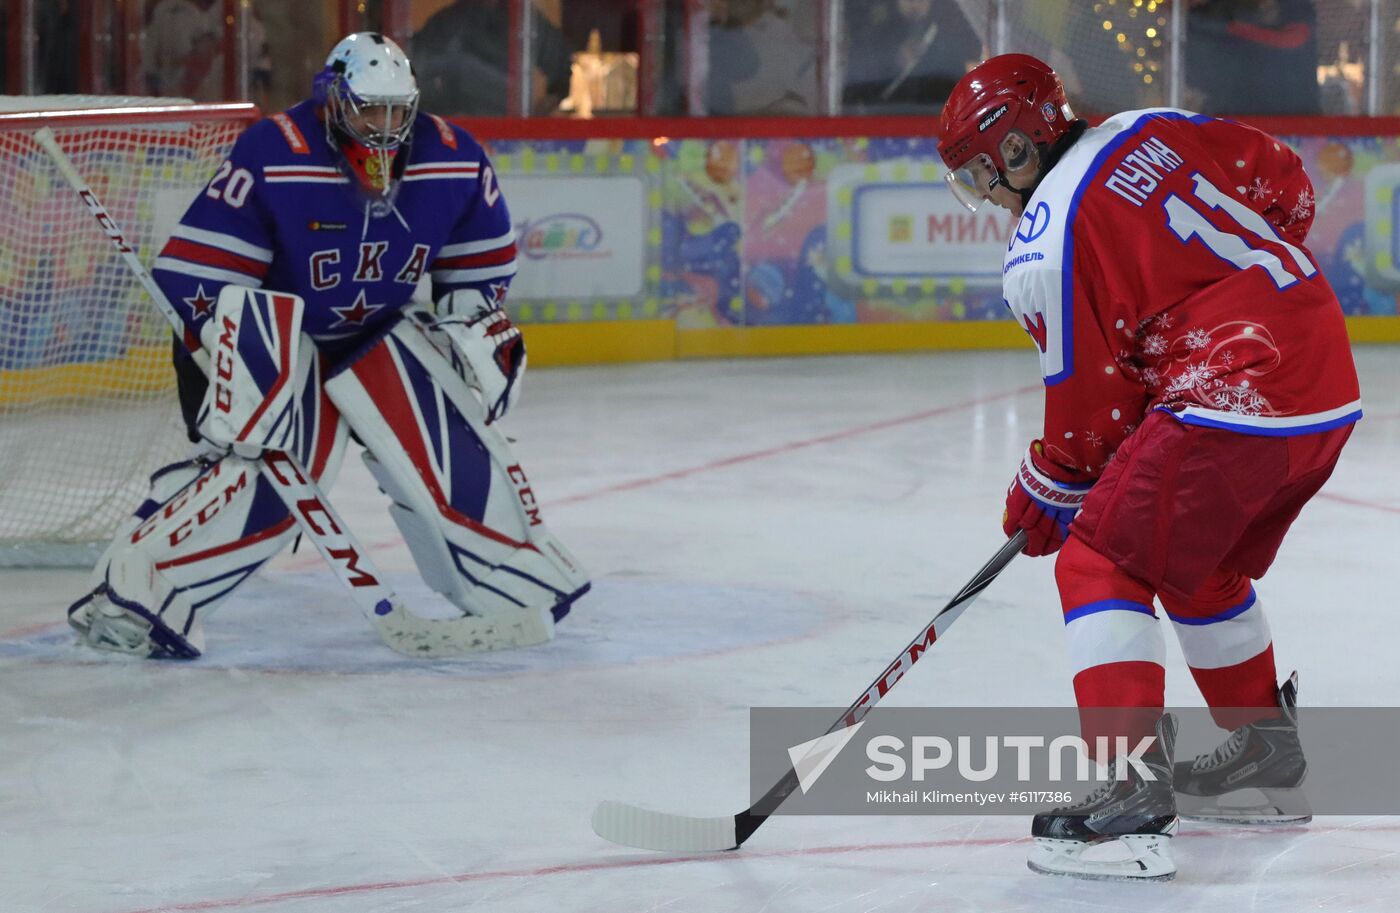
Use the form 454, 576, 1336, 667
0, 101, 253, 566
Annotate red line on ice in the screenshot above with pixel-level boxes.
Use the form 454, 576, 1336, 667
111, 821, 1400, 913
1, 619, 67, 640
550, 384, 1043, 506
1317, 491, 1400, 514
110, 834, 1030, 913
274, 383, 1041, 571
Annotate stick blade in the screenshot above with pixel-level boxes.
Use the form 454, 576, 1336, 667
374, 603, 553, 657
590, 800, 739, 852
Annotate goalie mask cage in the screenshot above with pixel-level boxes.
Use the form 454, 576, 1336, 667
0, 99, 259, 567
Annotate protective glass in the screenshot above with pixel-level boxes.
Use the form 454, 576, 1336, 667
334, 89, 419, 151
327, 81, 420, 199
945, 152, 1001, 213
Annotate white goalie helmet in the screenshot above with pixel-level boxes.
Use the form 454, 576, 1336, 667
317, 32, 420, 195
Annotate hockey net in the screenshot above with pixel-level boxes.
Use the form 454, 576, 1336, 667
0, 100, 258, 566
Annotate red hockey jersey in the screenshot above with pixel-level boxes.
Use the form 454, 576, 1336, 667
1001, 108, 1361, 481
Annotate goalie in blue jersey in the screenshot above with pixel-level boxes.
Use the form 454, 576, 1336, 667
67, 33, 590, 659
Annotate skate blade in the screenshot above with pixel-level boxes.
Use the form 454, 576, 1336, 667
1027, 834, 1176, 882
69, 603, 155, 657
1178, 787, 1311, 826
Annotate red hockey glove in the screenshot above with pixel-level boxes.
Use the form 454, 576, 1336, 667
1002, 441, 1094, 557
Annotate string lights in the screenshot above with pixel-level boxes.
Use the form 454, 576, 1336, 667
1095, 0, 1168, 86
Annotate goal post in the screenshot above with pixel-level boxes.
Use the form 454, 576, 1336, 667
0, 100, 259, 567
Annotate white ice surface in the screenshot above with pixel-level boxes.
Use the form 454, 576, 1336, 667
3, 348, 1398, 912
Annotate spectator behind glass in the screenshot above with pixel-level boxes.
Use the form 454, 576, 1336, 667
561, 0, 637, 56
38, 0, 79, 93
843, 0, 980, 113
413, 0, 571, 116
1313, 0, 1366, 114
1186, 0, 1321, 115
707, 0, 819, 115
145, 0, 271, 103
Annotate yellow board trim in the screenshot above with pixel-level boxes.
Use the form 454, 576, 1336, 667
675, 321, 1028, 358
518, 319, 1033, 366
1345, 314, 1400, 343
521, 319, 677, 365
523, 315, 1396, 365
0, 344, 173, 407
2, 317, 1395, 402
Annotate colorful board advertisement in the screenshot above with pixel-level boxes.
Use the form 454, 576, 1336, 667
483, 130, 1400, 331
490, 139, 664, 324
5, 128, 1394, 386
503, 174, 648, 300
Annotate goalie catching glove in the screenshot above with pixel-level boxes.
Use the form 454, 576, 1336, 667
432, 289, 526, 423
1003, 440, 1094, 557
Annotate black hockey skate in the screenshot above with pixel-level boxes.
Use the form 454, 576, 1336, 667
1027, 714, 1178, 882
1174, 672, 1310, 825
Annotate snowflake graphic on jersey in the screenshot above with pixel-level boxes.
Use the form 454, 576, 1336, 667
1141, 334, 1168, 356
1211, 383, 1272, 415
1290, 186, 1315, 223
1247, 177, 1274, 202
1165, 361, 1215, 395
1219, 349, 1235, 367
1084, 430, 1104, 449
1183, 328, 1212, 352
1141, 367, 1162, 387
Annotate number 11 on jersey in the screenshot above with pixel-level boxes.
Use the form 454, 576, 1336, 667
1164, 173, 1317, 290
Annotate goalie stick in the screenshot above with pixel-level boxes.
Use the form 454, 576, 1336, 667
36, 126, 551, 657
591, 531, 1027, 852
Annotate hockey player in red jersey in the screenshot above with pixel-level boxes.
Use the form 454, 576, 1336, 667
66, 33, 589, 660
938, 54, 1360, 881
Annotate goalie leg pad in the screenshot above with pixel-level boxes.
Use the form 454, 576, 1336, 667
326, 316, 589, 621
85, 454, 217, 593
70, 354, 348, 655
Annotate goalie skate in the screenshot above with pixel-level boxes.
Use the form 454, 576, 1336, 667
1027, 714, 1179, 882
69, 591, 153, 656
67, 549, 204, 659
1174, 673, 1311, 825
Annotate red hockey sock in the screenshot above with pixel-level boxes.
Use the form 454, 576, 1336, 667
1160, 571, 1278, 729
1055, 534, 1165, 756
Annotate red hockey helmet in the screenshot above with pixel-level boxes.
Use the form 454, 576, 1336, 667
938, 54, 1075, 212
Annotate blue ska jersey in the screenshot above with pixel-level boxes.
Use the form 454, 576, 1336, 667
153, 101, 516, 356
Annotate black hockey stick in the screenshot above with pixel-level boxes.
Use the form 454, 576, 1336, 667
591, 530, 1027, 852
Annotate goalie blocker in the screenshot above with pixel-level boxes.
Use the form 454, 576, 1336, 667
69, 287, 588, 658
